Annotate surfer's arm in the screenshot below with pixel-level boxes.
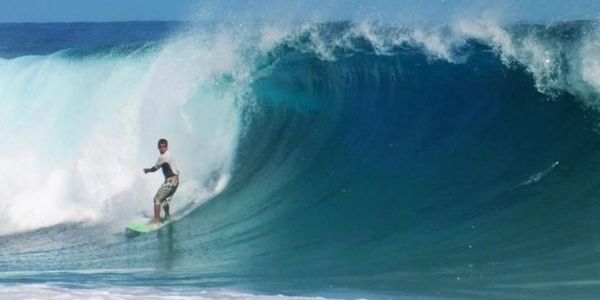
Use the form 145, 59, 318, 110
144, 157, 164, 174
144, 166, 158, 173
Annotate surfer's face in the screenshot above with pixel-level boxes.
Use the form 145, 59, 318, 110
158, 143, 168, 154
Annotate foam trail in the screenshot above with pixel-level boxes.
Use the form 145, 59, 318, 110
520, 161, 560, 186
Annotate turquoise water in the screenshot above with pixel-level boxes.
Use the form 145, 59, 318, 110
2, 21, 600, 299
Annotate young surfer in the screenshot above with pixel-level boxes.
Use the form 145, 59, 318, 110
143, 138, 180, 223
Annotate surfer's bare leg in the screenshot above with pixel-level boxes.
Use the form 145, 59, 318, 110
152, 176, 179, 223
163, 204, 170, 220
153, 204, 161, 222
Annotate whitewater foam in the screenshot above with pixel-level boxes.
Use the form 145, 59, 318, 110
0, 284, 339, 300
0, 28, 251, 235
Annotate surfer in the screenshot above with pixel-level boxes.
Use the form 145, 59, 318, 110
143, 138, 180, 223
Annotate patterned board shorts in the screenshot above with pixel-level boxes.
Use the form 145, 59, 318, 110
153, 177, 179, 207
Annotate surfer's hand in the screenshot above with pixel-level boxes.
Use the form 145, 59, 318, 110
143, 168, 150, 174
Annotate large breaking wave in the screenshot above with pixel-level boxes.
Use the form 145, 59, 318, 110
3, 20, 600, 299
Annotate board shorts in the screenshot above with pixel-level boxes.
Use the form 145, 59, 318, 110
153, 177, 179, 207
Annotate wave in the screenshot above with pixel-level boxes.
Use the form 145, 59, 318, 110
3, 20, 600, 298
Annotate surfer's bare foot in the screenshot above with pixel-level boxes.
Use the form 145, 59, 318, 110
148, 219, 161, 225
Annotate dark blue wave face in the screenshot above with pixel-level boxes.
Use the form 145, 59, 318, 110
207, 43, 600, 298
3, 21, 600, 300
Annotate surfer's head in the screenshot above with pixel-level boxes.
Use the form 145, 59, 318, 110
157, 138, 168, 154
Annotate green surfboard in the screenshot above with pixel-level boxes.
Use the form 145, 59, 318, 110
126, 219, 170, 234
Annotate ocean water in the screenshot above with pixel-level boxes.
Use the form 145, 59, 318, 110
2, 20, 600, 299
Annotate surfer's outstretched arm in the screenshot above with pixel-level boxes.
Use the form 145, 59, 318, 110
144, 155, 167, 174
143, 166, 158, 174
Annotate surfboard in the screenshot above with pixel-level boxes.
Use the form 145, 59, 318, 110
126, 219, 170, 235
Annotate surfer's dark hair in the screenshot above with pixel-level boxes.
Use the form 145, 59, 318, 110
158, 138, 168, 146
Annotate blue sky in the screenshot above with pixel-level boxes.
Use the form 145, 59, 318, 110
0, 0, 599, 23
